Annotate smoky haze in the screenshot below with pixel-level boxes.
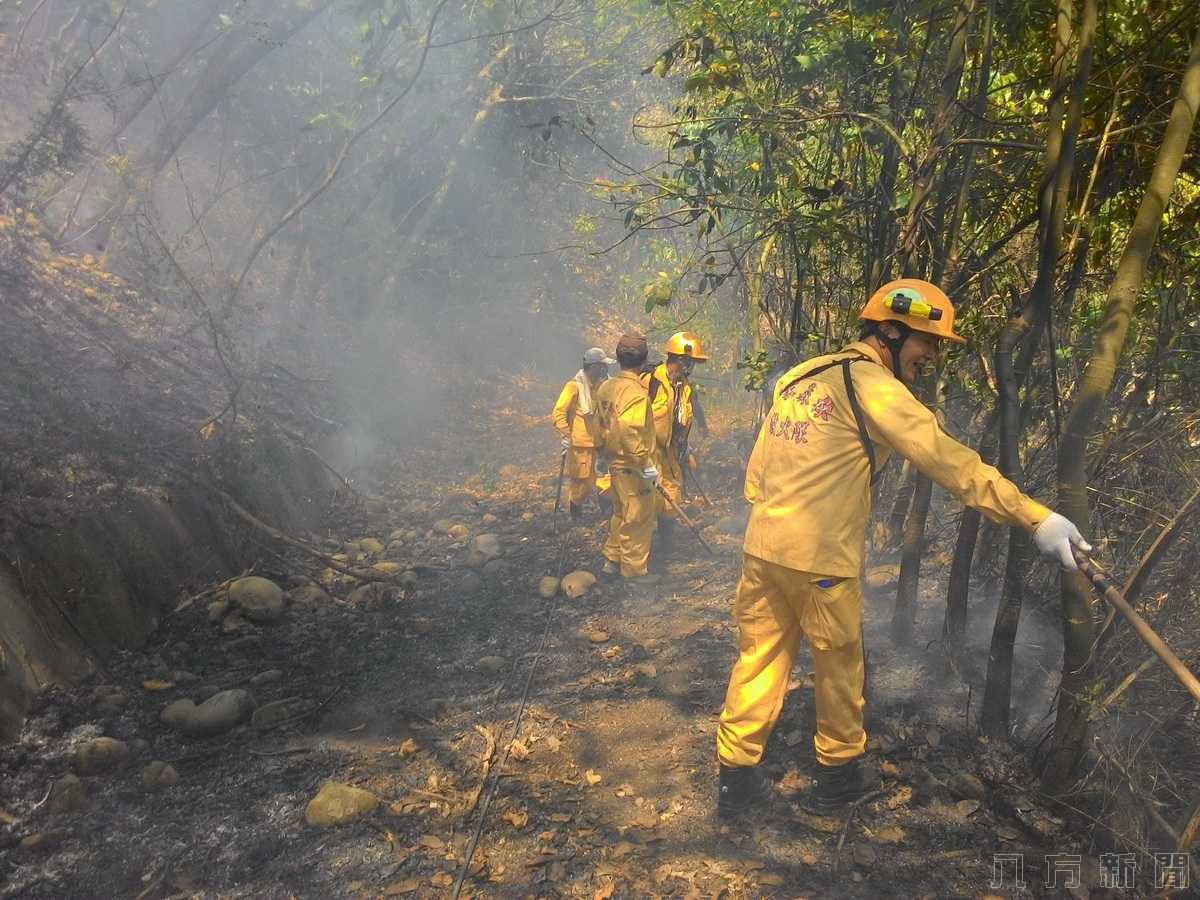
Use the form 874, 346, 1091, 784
0, 0, 676, 483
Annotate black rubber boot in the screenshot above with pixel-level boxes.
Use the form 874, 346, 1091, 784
718, 764, 772, 820
800, 758, 879, 814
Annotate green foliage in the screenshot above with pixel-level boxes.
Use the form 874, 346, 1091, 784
736, 349, 771, 391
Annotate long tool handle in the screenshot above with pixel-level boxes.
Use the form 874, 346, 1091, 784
552, 447, 567, 517
655, 483, 715, 556
1075, 549, 1200, 704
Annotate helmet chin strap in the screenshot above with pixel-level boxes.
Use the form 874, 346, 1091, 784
880, 323, 911, 379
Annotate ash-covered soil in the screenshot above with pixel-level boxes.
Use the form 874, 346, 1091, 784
1, 420, 1084, 898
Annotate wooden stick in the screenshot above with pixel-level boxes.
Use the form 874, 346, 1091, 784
1075, 551, 1200, 704
1177, 802, 1200, 850
215, 488, 398, 584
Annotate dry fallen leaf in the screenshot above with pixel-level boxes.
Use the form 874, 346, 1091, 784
548, 813, 572, 823
398, 738, 420, 757
758, 873, 785, 886
508, 739, 529, 761
544, 735, 562, 752
593, 882, 615, 900
142, 679, 174, 692
430, 872, 454, 888
383, 878, 421, 895
501, 809, 529, 829
419, 834, 446, 851
585, 769, 603, 785
199, 421, 217, 442
886, 786, 914, 810
880, 761, 902, 778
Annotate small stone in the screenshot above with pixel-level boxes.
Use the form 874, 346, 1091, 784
291, 584, 330, 605
478, 656, 507, 674
250, 670, 284, 687
481, 514, 498, 526
472, 533, 502, 560
142, 761, 179, 789
305, 782, 379, 827
561, 570, 596, 599
47, 774, 86, 814
947, 772, 987, 802
462, 548, 488, 569
228, 576, 285, 623
161, 699, 197, 729
172, 670, 197, 684
448, 524, 470, 540
388, 529, 405, 543
538, 576, 560, 599
348, 584, 376, 605
589, 631, 610, 644
852, 843, 877, 867
251, 697, 310, 730
399, 570, 420, 589
20, 830, 66, 853
207, 599, 230, 622
370, 561, 403, 576
222, 612, 248, 634
73, 737, 130, 775
432, 519, 455, 534
224, 636, 262, 653
359, 538, 384, 556
179, 689, 256, 737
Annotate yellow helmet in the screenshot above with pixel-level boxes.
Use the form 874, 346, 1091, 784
860, 279, 966, 344
665, 331, 708, 361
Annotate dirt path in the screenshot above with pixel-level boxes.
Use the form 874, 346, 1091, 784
1, 412, 1084, 898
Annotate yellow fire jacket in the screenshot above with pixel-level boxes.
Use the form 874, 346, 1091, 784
595, 370, 655, 469
743, 341, 1051, 577
642, 363, 694, 454
552, 379, 597, 448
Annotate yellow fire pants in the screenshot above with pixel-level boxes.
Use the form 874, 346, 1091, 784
653, 448, 683, 519
602, 468, 657, 576
566, 447, 596, 506
717, 553, 866, 768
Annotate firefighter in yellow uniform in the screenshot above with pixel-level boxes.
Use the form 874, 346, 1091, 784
595, 334, 660, 582
552, 347, 615, 519
642, 332, 706, 565
716, 278, 1092, 818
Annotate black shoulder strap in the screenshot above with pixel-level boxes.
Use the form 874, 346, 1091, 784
841, 360, 880, 485
647, 374, 661, 403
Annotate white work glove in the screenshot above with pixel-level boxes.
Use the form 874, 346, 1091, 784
1033, 512, 1093, 571
641, 465, 660, 484
560, 437, 571, 449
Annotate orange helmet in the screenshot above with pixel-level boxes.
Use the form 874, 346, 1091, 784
860, 279, 966, 344
665, 331, 708, 361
